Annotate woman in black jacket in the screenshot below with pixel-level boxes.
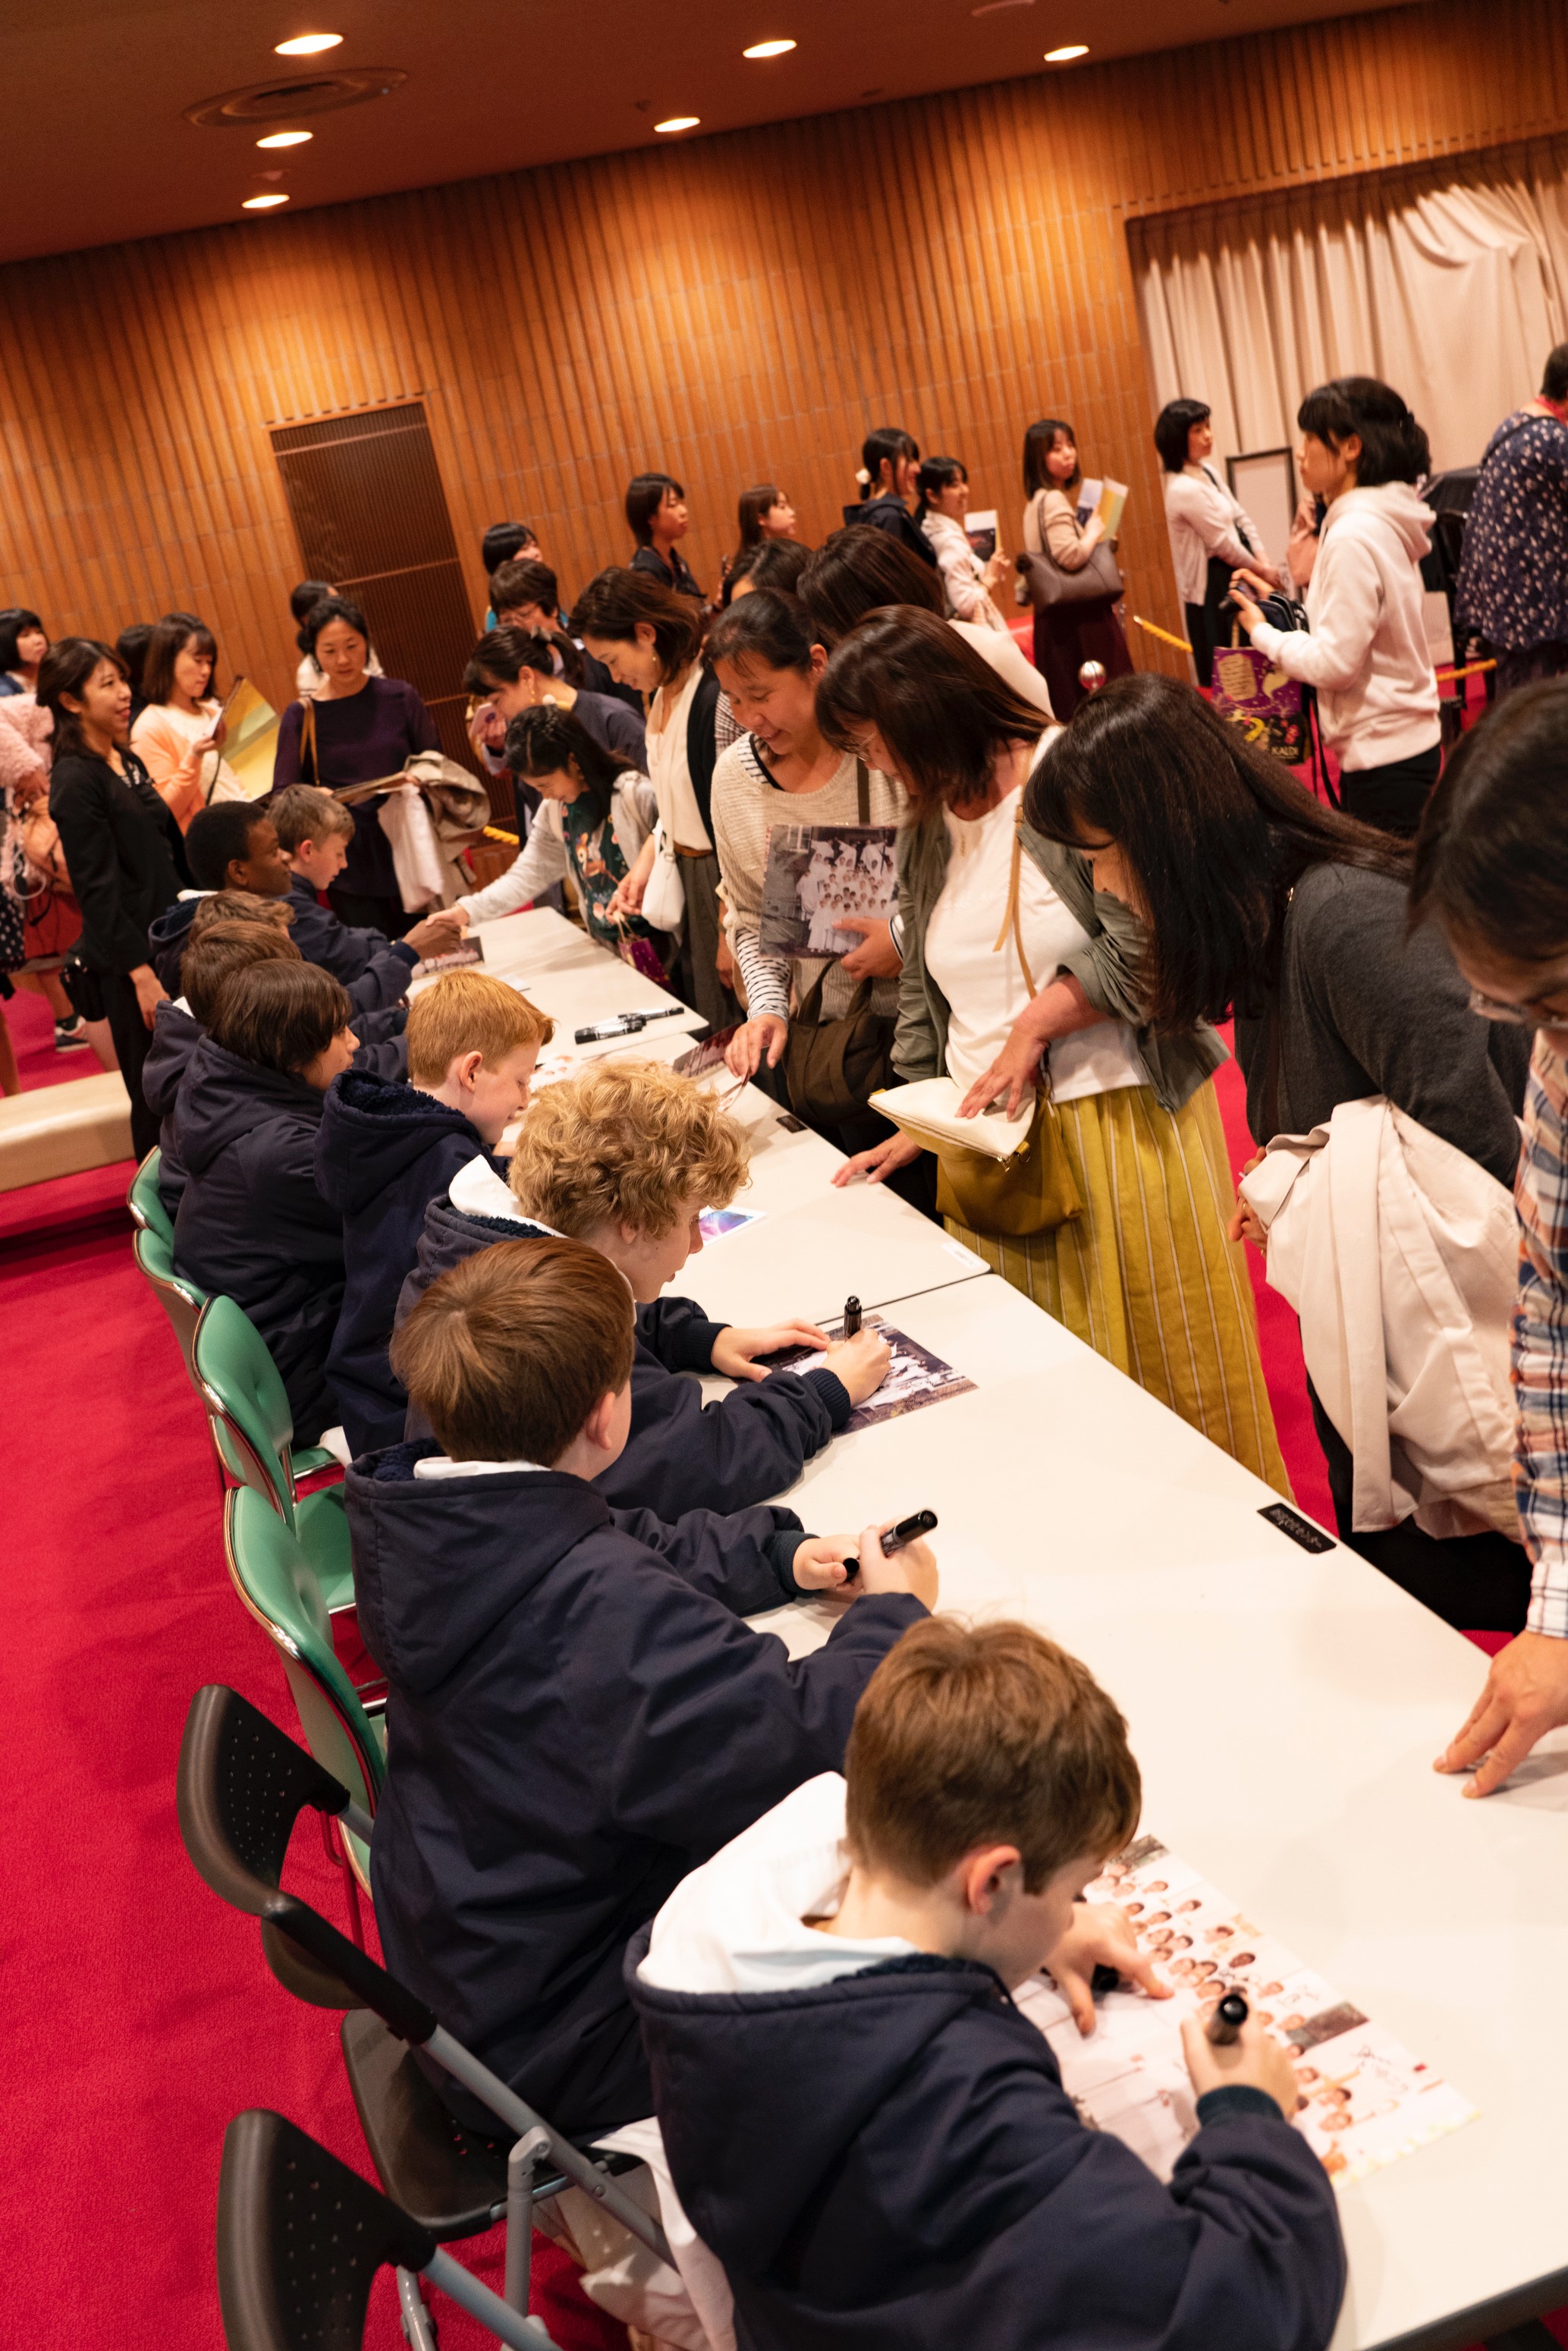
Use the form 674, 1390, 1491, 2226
626, 472, 705, 602
43, 636, 189, 1156
843, 426, 938, 569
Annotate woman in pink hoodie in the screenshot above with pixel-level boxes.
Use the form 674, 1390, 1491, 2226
1230, 377, 1441, 837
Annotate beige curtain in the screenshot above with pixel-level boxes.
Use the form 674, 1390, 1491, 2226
1132, 137, 1568, 481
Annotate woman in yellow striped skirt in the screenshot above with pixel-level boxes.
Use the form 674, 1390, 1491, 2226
818, 610, 1288, 1496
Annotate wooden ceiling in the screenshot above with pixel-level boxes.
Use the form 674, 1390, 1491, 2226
5, 0, 1425, 265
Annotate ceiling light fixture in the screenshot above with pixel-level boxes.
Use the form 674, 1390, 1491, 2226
256, 129, 313, 146
743, 38, 797, 56
242, 192, 291, 208
275, 31, 342, 54
654, 115, 700, 132
1044, 42, 1089, 59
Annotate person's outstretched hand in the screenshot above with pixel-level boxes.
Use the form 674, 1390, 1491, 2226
1044, 1901, 1172, 2038
831, 1131, 922, 1188
711, 1320, 830, 1381
957, 1025, 1045, 1120
1434, 1630, 1568, 1796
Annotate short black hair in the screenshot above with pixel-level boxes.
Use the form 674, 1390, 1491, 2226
482, 522, 537, 574
1543, 343, 1568, 404
186, 800, 272, 891
1411, 678, 1568, 967
1296, 376, 1430, 487
290, 579, 333, 625
625, 473, 683, 546
0, 608, 44, 671
489, 555, 561, 616
1153, 398, 1211, 473
209, 959, 352, 1077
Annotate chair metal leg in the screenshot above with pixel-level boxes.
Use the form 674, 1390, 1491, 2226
397, 2265, 439, 2349
504, 2126, 551, 2312
322, 1812, 366, 1948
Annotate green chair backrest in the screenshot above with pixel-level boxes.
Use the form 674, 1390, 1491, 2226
225, 1485, 385, 1821
127, 1149, 174, 1248
195, 1293, 300, 1525
134, 1224, 209, 1390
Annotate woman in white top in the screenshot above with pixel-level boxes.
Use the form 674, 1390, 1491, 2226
1153, 398, 1281, 687
815, 610, 1287, 1491
572, 567, 740, 1032
1020, 416, 1133, 720
916, 455, 1012, 634
129, 612, 244, 834
1230, 376, 1442, 837
799, 526, 1056, 717
454, 705, 665, 979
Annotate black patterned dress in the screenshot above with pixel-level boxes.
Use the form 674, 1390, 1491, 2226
1456, 407, 1568, 692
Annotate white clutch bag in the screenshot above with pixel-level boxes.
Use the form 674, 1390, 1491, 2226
640, 817, 687, 935
868, 1076, 1032, 1162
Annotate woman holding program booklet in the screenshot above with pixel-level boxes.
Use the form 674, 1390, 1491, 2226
819, 610, 1287, 1492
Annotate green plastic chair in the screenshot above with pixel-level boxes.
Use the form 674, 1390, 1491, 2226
134, 1225, 230, 1501
193, 1293, 353, 1613
224, 1484, 385, 1905
127, 1147, 174, 1247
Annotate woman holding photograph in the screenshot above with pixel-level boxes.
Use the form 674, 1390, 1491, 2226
917, 455, 1011, 633
1021, 416, 1133, 719
704, 589, 922, 1187
819, 611, 1285, 1491
130, 611, 244, 831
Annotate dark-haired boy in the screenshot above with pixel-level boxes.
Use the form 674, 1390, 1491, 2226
630, 1618, 1346, 2351
353, 1232, 933, 2138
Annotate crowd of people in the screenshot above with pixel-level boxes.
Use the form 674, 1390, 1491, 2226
7, 357, 1568, 2351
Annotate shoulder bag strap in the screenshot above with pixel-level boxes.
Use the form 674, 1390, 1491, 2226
991, 818, 1039, 999
855, 757, 869, 825
300, 696, 318, 786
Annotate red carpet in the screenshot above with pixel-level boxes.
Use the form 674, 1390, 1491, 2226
1, 962, 1554, 2351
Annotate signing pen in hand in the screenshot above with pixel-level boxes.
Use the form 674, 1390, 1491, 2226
1206, 1991, 1249, 2047
843, 1508, 938, 1579
843, 1294, 862, 1337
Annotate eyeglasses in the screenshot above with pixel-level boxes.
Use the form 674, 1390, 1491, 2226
1468, 985, 1568, 1030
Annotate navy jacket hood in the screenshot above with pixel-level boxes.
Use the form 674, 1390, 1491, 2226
142, 997, 200, 1120
149, 895, 202, 992
174, 1032, 325, 1177
316, 1067, 490, 1218
628, 1935, 1347, 2351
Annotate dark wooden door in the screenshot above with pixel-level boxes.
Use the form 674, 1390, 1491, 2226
270, 403, 482, 782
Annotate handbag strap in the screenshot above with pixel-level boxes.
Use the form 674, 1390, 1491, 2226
991, 818, 1039, 999
855, 758, 869, 825
301, 697, 318, 786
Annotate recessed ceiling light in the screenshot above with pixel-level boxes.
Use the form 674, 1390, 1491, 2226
743, 38, 797, 56
256, 129, 313, 146
243, 192, 291, 208
1044, 42, 1089, 59
654, 115, 700, 132
274, 31, 341, 54
972, 1, 1033, 13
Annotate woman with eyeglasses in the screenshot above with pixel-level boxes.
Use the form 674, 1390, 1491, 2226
1028, 670, 1532, 1630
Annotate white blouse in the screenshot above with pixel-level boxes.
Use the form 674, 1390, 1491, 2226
924, 780, 1143, 1105
921, 510, 1010, 633
645, 664, 712, 854
1162, 463, 1274, 606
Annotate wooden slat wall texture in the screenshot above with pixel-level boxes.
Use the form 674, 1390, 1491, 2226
0, 0, 1564, 711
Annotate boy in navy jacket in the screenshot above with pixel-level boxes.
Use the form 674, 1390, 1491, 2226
394, 1057, 891, 1517
145, 914, 407, 1219
272, 785, 463, 1007
173, 959, 360, 1444
630, 1618, 1346, 2351
352, 1233, 932, 2136
316, 968, 553, 1455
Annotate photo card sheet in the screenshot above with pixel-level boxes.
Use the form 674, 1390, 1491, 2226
763, 1312, 975, 1431
758, 822, 898, 960
1012, 1834, 1475, 2191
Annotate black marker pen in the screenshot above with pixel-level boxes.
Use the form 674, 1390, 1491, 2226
573, 1007, 687, 1044
1206, 1991, 1249, 2047
842, 1508, 938, 1579
843, 1294, 862, 1337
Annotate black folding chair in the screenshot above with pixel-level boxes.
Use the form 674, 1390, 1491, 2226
217, 2106, 561, 2349
179, 1687, 670, 2345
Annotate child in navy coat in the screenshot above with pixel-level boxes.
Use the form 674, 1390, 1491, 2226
316, 968, 552, 1454
351, 1233, 933, 2137
630, 1618, 1346, 2351
395, 1056, 891, 1517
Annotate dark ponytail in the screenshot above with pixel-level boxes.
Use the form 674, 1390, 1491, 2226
1296, 377, 1431, 487
858, 426, 919, 501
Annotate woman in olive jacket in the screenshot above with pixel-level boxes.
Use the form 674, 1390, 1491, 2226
44, 637, 188, 1156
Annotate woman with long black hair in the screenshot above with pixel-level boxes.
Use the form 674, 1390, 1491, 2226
843, 426, 938, 569
43, 636, 189, 1156
1027, 668, 1532, 1627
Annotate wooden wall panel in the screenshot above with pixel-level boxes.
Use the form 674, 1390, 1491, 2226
0, 0, 1565, 713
